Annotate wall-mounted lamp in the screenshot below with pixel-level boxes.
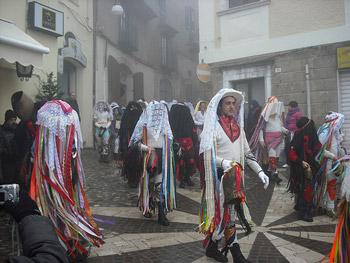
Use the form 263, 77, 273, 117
16, 62, 33, 81
112, 1, 124, 15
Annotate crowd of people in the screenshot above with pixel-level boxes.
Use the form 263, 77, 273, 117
0, 88, 349, 262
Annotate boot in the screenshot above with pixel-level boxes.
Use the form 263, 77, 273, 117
179, 180, 186, 188
186, 177, 194, 187
158, 203, 169, 226
205, 239, 228, 262
271, 172, 282, 185
229, 243, 250, 263
242, 218, 252, 235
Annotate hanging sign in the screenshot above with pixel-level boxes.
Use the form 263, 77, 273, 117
337, 47, 350, 69
28, 2, 64, 37
196, 63, 211, 83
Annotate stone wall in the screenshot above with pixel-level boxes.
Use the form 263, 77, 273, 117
271, 41, 350, 126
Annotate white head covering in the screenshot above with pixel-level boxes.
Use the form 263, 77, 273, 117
194, 100, 207, 113
93, 101, 113, 120
260, 96, 284, 122
318, 111, 345, 145
183, 102, 195, 117
200, 88, 244, 154
129, 101, 173, 145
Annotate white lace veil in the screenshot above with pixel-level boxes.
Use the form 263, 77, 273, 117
199, 88, 244, 154
129, 101, 173, 145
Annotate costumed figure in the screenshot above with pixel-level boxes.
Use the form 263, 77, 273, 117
93, 101, 113, 162
137, 99, 148, 110
249, 96, 288, 184
169, 103, 198, 188
329, 150, 350, 262
119, 101, 144, 188
315, 112, 344, 217
129, 101, 176, 226
194, 100, 207, 136
110, 102, 122, 161
29, 100, 104, 259
199, 89, 269, 263
11, 91, 46, 189
245, 100, 261, 141
287, 117, 324, 222
184, 102, 195, 118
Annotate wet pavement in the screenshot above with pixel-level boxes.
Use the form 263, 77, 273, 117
0, 149, 336, 262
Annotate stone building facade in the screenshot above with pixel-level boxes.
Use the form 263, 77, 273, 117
94, 0, 203, 106
199, 0, 350, 146
0, 0, 94, 147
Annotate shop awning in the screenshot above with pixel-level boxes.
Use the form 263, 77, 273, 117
0, 19, 49, 67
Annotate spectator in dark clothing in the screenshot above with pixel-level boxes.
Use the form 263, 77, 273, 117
283, 101, 303, 167
64, 92, 80, 120
1, 110, 18, 184
4, 191, 69, 263
245, 100, 262, 141
11, 91, 45, 189
0, 127, 4, 183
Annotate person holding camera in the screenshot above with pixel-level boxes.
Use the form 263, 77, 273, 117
2, 190, 69, 263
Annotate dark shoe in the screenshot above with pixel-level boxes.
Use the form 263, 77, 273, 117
128, 181, 138, 188
243, 219, 252, 235
299, 215, 313, 222
229, 243, 250, 263
158, 204, 169, 226
206, 240, 228, 262
143, 212, 152, 218
272, 173, 282, 184
179, 180, 186, 188
186, 177, 194, 187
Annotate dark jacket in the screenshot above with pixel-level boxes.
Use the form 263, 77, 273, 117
7, 215, 69, 263
0, 127, 4, 182
1, 124, 17, 183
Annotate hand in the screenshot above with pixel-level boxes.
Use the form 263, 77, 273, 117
259, 140, 265, 147
302, 161, 309, 169
222, 159, 232, 172
140, 144, 153, 153
4, 191, 41, 223
258, 171, 269, 189
282, 127, 290, 135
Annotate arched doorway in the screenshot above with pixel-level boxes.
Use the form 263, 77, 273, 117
107, 56, 132, 105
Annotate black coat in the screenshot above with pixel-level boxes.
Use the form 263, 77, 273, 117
1, 124, 18, 184
7, 215, 69, 263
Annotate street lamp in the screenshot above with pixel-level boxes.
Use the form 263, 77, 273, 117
111, 1, 124, 15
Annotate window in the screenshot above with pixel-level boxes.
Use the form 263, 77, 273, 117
161, 35, 167, 66
159, 0, 166, 16
185, 7, 195, 32
119, 9, 138, 52
229, 0, 260, 8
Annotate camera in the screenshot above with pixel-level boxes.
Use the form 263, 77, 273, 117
0, 184, 20, 206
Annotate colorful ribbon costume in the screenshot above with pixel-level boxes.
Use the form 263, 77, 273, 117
30, 100, 104, 258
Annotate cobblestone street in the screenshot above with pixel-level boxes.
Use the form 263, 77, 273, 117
83, 149, 336, 263
0, 149, 336, 262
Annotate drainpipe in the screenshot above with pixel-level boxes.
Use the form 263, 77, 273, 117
305, 64, 311, 119
93, 0, 97, 106
92, 0, 97, 149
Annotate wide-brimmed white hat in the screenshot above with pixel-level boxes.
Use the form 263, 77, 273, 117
221, 89, 244, 104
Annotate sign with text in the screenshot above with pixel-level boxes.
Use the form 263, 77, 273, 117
28, 2, 64, 37
337, 47, 350, 69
